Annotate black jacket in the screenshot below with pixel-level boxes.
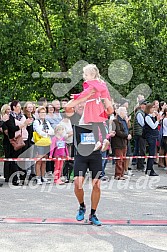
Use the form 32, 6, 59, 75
5, 115, 20, 139
111, 118, 128, 149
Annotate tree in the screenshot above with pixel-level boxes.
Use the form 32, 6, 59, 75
0, 0, 166, 104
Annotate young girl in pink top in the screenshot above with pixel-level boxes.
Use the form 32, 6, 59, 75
71, 64, 113, 151
49, 124, 69, 184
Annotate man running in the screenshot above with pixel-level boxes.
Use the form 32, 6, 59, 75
65, 101, 103, 226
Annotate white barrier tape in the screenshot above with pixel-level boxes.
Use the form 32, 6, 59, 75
0, 155, 166, 162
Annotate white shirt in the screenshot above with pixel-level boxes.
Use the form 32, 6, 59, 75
163, 118, 167, 136
145, 114, 159, 129
136, 112, 145, 127
33, 119, 54, 137
60, 119, 73, 144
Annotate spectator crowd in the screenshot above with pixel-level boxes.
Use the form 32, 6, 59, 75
0, 95, 167, 186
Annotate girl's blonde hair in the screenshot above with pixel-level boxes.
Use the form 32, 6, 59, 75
54, 124, 65, 134
83, 64, 100, 79
1, 104, 10, 116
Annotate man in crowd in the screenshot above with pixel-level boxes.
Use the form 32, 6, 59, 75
133, 100, 148, 171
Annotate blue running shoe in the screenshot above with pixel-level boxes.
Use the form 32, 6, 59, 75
89, 214, 102, 226
76, 206, 86, 221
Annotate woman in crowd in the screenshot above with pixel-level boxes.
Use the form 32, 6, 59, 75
144, 103, 161, 176
161, 108, 167, 169
158, 101, 167, 167
23, 101, 36, 179
46, 103, 59, 129
5, 100, 32, 185
33, 106, 54, 185
45, 103, 59, 175
1, 104, 11, 182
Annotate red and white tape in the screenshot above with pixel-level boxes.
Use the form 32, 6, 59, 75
0, 155, 166, 162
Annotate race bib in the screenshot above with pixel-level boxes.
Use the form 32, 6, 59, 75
80, 133, 95, 145
56, 141, 65, 149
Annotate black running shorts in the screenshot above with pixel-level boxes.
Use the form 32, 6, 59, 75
74, 153, 102, 179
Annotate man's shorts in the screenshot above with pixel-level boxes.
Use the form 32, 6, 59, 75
74, 153, 102, 179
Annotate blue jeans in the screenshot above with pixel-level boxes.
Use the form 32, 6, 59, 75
146, 137, 157, 172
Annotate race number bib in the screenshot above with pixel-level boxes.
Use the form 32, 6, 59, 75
56, 141, 65, 149
80, 133, 95, 145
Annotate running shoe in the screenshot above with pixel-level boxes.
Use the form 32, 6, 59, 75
54, 178, 65, 185
41, 177, 51, 184
89, 214, 102, 226
76, 206, 86, 221
37, 178, 42, 185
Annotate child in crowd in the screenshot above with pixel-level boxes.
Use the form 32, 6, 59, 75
49, 124, 69, 184
71, 64, 113, 152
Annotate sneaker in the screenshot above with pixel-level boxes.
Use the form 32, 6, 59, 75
101, 139, 110, 152
101, 176, 109, 181
46, 171, 53, 177
37, 178, 42, 185
89, 214, 102, 226
127, 170, 132, 176
54, 179, 65, 185
76, 206, 86, 221
127, 168, 135, 176
41, 177, 51, 184
120, 176, 127, 180
93, 141, 102, 151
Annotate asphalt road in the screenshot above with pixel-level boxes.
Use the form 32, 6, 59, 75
0, 161, 167, 252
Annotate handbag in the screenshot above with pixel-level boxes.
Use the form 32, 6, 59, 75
33, 131, 41, 143
9, 134, 25, 151
33, 131, 51, 146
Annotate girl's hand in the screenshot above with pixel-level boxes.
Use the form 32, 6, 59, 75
109, 131, 116, 137
49, 156, 52, 159
70, 94, 75, 99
